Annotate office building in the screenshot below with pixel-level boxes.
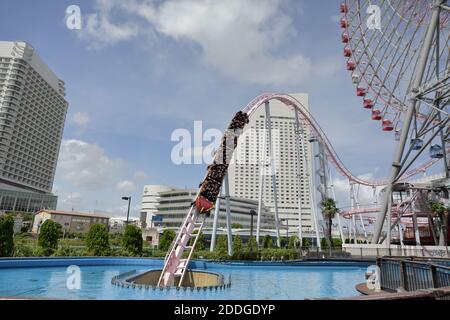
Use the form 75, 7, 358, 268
0, 41, 68, 213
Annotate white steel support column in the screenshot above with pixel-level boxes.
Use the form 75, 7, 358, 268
398, 223, 405, 248
355, 184, 368, 238
309, 140, 322, 250
373, 0, 444, 243
350, 182, 356, 242
224, 173, 233, 256
330, 174, 344, 242
210, 187, 222, 252
294, 108, 304, 246
256, 114, 268, 246
385, 196, 393, 246
410, 189, 421, 245
373, 187, 378, 205
265, 101, 281, 247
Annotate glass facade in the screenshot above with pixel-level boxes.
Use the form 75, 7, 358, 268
0, 188, 57, 213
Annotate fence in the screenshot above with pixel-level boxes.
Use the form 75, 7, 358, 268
377, 257, 450, 295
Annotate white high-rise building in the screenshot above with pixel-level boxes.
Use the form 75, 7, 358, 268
141, 185, 176, 227
0, 41, 68, 212
228, 93, 315, 233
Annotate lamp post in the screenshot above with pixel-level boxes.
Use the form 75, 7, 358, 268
121, 196, 131, 225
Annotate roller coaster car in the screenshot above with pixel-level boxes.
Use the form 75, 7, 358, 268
195, 196, 215, 214
228, 111, 249, 130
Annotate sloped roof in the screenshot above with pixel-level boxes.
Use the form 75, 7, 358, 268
38, 210, 110, 219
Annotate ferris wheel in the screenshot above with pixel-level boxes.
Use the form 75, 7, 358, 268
339, 0, 450, 243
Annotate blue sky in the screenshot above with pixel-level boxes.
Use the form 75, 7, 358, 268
0, 0, 413, 218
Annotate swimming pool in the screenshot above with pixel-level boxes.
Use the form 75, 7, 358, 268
0, 258, 371, 300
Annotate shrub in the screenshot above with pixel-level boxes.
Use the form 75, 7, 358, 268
189, 230, 206, 251
38, 220, 59, 256
53, 245, 77, 257
244, 236, 258, 260
13, 243, 33, 257
85, 224, 110, 256
332, 238, 343, 248
215, 235, 229, 260
262, 235, 273, 249
288, 236, 299, 249
158, 229, 176, 251
0, 214, 14, 257
122, 225, 143, 256
232, 235, 243, 260
302, 238, 311, 248
32, 246, 47, 257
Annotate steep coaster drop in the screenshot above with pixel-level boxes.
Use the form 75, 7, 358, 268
157, 111, 249, 287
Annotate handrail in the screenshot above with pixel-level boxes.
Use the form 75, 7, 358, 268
377, 256, 450, 292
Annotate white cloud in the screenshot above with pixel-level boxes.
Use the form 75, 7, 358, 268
56, 139, 123, 191
71, 112, 91, 126
78, 0, 139, 49
133, 171, 148, 180
78, 0, 339, 86
116, 180, 137, 192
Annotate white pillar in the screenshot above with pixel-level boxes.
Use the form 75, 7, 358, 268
309, 142, 322, 250
386, 197, 393, 246
294, 108, 304, 246
337, 214, 345, 242
256, 115, 268, 246
413, 212, 421, 246
410, 189, 421, 245
265, 101, 281, 247
224, 173, 233, 256
210, 187, 222, 252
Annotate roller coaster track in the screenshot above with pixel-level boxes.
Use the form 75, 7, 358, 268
158, 92, 443, 287
243, 93, 442, 187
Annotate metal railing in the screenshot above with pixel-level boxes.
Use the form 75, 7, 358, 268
377, 257, 450, 294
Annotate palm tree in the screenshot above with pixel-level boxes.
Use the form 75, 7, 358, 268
430, 200, 448, 246
320, 198, 340, 248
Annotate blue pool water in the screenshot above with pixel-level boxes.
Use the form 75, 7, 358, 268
0, 258, 369, 300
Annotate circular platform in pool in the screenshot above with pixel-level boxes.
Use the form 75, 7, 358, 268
112, 269, 230, 290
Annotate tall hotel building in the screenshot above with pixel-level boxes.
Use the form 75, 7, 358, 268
228, 93, 315, 233
0, 41, 67, 213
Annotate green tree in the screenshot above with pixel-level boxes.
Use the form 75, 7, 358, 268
0, 214, 14, 257
38, 220, 59, 256
189, 230, 206, 251
262, 235, 273, 249
158, 229, 176, 251
320, 198, 340, 247
215, 235, 229, 260
245, 236, 258, 260
122, 224, 143, 256
231, 223, 243, 229
302, 238, 311, 248
232, 235, 243, 260
430, 200, 449, 246
86, 224, 110, 256
288, 236, 299, 249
